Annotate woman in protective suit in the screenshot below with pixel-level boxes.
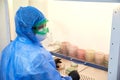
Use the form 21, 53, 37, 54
0, 6, 80, 80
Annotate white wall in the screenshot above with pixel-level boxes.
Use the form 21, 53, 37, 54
8, 0, 120, 54
0, 0, 10, 52
47, 1, 120, 54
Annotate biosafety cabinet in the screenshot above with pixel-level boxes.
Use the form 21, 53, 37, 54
1, 0, 120, 80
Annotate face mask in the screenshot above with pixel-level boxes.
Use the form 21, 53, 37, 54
35, 27, 49, 42
35, 34, 47, 42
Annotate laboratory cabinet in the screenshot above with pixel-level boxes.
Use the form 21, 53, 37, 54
1, 0, 120, 80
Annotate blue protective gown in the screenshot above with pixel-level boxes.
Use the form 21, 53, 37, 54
0, 6, 72, 80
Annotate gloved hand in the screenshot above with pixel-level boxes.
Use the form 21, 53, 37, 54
68, 70, 80, 80
54, 58, 62, 69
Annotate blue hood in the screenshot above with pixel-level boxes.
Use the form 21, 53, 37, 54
15, 6, 46, 43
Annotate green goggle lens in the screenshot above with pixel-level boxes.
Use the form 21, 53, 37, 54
34, 27, 49, 35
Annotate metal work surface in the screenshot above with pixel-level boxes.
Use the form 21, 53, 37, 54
58, 58, 108, 80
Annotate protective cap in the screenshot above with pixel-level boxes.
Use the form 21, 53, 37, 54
15, 6, 47, 43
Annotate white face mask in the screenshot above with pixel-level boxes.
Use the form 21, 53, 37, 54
35, 34, 47, 42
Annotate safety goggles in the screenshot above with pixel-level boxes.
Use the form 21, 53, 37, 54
34, 27, 49, 35
33, 19, 49, 35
